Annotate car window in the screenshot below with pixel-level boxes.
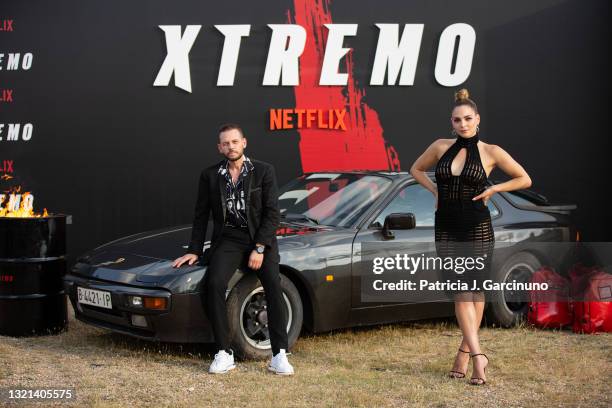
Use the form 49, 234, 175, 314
373, 184, 435, 227
278, 174, 392, 227
372, 183, 500, 228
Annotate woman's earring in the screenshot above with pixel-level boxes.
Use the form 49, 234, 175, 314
476, 125, 480, 134
451, 129, 457, 136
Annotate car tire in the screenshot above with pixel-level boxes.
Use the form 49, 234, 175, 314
485, 251, 541, 327
226, 273, 303, 360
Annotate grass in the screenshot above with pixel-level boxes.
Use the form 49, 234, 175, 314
0, 303, 610, 407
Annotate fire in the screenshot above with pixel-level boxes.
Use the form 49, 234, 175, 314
0, 187, 49, 218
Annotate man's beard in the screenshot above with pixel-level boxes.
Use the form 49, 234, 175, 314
225, 151, 243, 162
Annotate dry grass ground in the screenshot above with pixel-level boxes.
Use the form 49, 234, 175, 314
0, 302, 610, 408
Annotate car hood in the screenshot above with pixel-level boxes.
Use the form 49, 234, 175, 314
84, 222, 338, 260
71, 251, 200, 287
72, 222, 341, 287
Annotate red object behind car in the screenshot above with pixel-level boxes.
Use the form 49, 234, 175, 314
528, 266, 572, 329
569, 264, 612, 334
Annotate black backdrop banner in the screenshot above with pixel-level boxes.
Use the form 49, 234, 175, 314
1, 0, 610, 262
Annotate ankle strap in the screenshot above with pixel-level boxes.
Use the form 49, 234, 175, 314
470, 353, 488, 360
458, 348, 470, 354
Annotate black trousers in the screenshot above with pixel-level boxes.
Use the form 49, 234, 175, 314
204, 226, 288, 355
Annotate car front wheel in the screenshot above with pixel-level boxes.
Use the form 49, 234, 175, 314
226, 273, 303, 360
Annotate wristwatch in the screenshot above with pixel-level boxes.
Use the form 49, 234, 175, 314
254, 244, 265, 254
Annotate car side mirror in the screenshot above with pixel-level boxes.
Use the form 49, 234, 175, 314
382, 212, 416, 240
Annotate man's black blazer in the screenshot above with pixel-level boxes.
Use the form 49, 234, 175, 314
186, 158, 281, 264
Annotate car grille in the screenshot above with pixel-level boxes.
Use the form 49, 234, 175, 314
77, 313, 154, 338
81, 304, 124, 317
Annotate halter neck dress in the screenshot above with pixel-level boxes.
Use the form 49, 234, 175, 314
434, 134, 495, 293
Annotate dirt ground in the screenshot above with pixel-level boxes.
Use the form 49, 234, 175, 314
0, 302, 610, 407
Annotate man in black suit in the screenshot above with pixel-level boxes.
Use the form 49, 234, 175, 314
172, 124, 293, 375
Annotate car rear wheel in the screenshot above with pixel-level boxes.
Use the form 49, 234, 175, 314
227, 273, 303, 360
486, 252, 541, 327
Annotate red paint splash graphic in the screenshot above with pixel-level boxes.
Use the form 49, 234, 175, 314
289, 0, 401, 172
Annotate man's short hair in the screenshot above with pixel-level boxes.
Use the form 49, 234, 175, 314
218, 123, 244, 138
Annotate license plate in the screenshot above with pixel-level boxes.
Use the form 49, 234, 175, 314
77, 287, 113, 309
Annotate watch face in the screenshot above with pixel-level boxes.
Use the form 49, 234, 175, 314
256, 246, 264, 254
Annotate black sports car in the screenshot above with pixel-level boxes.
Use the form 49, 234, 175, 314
64, 172, 577, 358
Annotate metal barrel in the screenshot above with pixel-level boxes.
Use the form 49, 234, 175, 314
0, 215, 68, 336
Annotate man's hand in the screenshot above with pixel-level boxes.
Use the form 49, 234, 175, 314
172, 253, 199, 268
248, 251, 264, 270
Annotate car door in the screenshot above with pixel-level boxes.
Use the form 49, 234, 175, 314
351, 182, 441, 309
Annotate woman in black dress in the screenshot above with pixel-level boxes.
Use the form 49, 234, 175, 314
410, 89, 532, 385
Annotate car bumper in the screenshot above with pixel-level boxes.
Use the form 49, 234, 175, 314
64, 274, 214, 343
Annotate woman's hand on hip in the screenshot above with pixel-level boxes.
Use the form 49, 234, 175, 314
472, 186, 497, 205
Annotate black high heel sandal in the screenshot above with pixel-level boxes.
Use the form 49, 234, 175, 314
448, 348, 470, 379
469, 353, 489, 385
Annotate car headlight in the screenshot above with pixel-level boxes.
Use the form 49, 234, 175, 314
129, 296, 143, 307
128, 295, 167, 310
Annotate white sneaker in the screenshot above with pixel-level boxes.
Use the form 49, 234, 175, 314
208, 350, 236, 374
268, 349, 294, 375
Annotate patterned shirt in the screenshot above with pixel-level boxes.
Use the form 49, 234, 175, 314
218, 156, 254, 228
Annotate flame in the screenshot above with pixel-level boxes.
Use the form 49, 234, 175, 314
0, 187, 50, 218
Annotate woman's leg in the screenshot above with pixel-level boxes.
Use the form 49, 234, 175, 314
470, 291, 488, 382
455, 292, 481, 355
454, 292, 488, 382
451, 293, 477, 377
473, 291, 485, 329
450, 336, 471, 377
459, 292, 482, 348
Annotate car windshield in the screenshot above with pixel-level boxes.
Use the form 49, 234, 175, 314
278, 173, 392, 227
